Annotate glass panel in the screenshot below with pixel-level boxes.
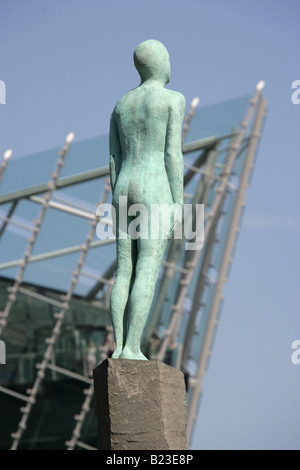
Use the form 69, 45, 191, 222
0, 134, 109, 195
185, 95, 250, 143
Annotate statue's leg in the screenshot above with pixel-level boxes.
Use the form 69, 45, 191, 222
120, 237, 168, 360
122, 240, 137, 346
110, 234, 136, 358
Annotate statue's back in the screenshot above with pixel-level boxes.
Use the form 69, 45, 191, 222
112, 86, 183, 206
114, 86, 175, 163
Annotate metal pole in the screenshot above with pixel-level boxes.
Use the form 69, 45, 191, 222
85, 260, 117, 301
156, 82, 265, 362
80, 270, 114, 287
75, 440, 97, 451
0, 149, 12, 184
66, 182, 112, 451
181, 129, 238, 370
181, 97, 200, 144
186, 93, 267, 444
0, 133, 75, 336
0, 385, 29, 403
10, 177, 103, 449
65, 383, 95, 450
0, 165, 110, 205
0, 238, 115, 271
46, 363, 92, 384
17, 286, 64, 308
29, 196, 95, 220
0, 201, 18, 238
0, 213, 35, 232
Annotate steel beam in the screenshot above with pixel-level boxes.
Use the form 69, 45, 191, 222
186, 95, 267, 443
0, 238, 115, 271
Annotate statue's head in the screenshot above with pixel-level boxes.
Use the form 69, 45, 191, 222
134, 39, 170, 85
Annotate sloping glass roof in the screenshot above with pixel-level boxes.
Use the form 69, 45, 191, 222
0, 95, 250, 296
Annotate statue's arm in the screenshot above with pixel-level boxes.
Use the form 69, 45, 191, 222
165, 94, 186, 207
109, 112, 122, 195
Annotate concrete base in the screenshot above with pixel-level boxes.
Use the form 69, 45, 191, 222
93, 358, 187, 450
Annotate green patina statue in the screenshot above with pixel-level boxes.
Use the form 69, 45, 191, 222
109, 39, 186, 360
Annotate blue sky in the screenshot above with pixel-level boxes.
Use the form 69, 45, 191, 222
1, 0, 299, 450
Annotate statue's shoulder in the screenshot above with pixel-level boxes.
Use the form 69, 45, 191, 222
165, 89, 185, 101
164, 89, 186, 112
112, 88, 185, 117
113, 88, 137, 113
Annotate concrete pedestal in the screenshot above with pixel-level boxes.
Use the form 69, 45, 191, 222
93, 358, 187, 450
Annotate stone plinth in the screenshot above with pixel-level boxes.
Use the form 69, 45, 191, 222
93, 358, 187, 450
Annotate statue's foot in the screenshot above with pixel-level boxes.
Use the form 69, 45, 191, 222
111, 347, 122, 359
119, 348, 148, 361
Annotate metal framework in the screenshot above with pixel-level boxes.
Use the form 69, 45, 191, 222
0, 88, 266, 450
